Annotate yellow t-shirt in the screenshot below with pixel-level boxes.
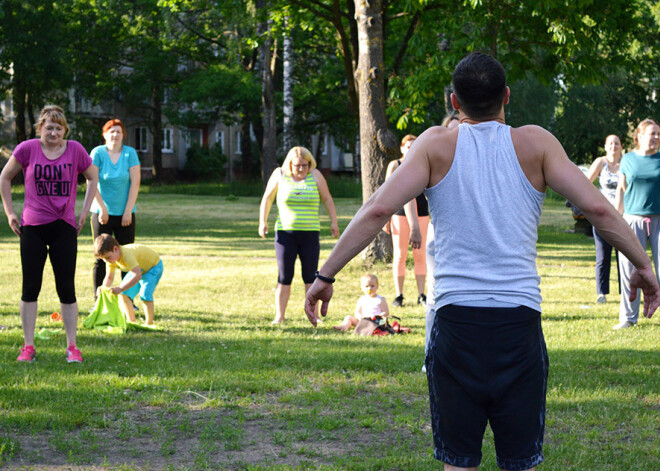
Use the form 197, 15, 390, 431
108, 244, 160, 273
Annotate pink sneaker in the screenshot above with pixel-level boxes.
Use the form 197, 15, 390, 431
66, 344, 83, 363
17, 345, 36, 362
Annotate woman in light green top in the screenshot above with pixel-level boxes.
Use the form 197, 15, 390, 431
259, 147, 339, 324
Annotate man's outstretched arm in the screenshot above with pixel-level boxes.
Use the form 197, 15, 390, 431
304, 134, 434, 326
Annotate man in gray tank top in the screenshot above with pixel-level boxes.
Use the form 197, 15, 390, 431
305, 53, 659, 471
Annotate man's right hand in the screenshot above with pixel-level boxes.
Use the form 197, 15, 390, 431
629, 265, 660, 318
304, 278, 333, 327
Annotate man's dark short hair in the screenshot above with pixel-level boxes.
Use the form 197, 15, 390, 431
452, 53, 507, 119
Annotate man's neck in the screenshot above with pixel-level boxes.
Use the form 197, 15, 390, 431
458, 109, 506, 125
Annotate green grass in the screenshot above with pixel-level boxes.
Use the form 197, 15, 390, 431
0, 193, 657, 470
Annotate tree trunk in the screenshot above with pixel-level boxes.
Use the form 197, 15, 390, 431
27, 93, 36, 139
12, 77, 27, 144
282, 16, 294, 153
354, 0, 398, 262
151, 83, 163, 183
240, 113, 252, 177
257, 1, 278, 187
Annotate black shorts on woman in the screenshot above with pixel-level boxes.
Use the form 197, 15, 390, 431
274, 230, 320, 285
426, 304, 548, 470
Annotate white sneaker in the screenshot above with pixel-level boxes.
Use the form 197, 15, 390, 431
421, 364, 426, 373
596, 294, 607, 303
613, 321, 635, 330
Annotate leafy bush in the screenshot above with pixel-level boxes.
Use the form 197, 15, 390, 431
182, 144, 227, 181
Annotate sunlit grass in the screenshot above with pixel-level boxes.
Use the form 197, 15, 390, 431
0, 194, 657, 470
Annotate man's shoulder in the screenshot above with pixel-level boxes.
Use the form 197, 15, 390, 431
510, 124, 557, 155
510, 124, 552, 139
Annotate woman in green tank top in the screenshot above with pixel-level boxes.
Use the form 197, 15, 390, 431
259, 147, 339, 324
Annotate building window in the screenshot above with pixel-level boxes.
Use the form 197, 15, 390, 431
135, 127, 148, 152
162, 128, 174, 153
184, 128, 202, 149
235, 130, 242, 155
216, 130, 225, 154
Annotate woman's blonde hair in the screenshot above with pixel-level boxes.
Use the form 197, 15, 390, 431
400, 134, 417, 147
36, 105, 70, 138
282, 146, 317, 176
633, 119, 659, 150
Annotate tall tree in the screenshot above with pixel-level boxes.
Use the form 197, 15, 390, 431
256, 0, 279, 185
354, 0, 399, 260
282, 15, 294, 153
67, 0, 191, 183
0, 0, 71, 144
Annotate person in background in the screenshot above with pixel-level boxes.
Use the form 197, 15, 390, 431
258, 146, 339, 324
90, 119, 141, 295
0, 105, 98, 363
385, 135, 429, 307
333, 273, 389, 331
95, 234, 163, 326
614, 119, 660, 329
585, 134, 622, 304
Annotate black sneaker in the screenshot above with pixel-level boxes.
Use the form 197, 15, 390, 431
392, 294, 404, 307
418, 293, 427, 306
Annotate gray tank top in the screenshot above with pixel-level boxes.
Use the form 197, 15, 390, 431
424, 122, 545, 311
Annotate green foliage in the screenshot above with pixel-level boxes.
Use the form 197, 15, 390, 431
553, 70, 660, 164
506, 73, 560, 129
182, 144, 227, 181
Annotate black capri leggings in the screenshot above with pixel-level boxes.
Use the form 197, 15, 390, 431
91, 213, 136, 292
21, 220, 78, 304
275, 230, 320, 285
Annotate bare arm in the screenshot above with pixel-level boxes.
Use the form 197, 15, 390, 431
387, 159, 421, 248
122, 164, 141, 226
304, 138, 431, 325
258, 169, 281, 238
380, 297, 389, 317
403, 199, 422, 249
0, 156, 23, 237
102, 264, 115, 288
614, 174, 627, 215
110, 266, 141, 295
585, 157, 604, 183
78, 164, 99, 236
354, 298, 362, 317
312, 169, 340, 238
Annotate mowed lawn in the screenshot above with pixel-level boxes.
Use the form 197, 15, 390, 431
0, 193, 658, 470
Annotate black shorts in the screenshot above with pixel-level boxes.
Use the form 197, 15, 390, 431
426, 304, 548, 470
274, 230, 320, 285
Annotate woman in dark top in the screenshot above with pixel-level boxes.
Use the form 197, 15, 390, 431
385, 134, 428, 307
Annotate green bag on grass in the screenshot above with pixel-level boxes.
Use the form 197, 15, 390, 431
84, 289, 164, 334
83, 289, 127, 334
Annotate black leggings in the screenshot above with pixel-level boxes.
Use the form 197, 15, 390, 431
91, 213, 136, 292
275, 230, 320, 285
21, 220, 78, 304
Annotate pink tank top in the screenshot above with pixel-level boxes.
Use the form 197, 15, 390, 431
13, 139, 92, 228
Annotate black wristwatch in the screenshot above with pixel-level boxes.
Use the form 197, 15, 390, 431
315, 271, 335, 284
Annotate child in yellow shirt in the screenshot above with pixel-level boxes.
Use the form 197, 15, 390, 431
94, 234, 163, 325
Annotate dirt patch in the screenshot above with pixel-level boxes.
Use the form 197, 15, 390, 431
4, 399, 423, 470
